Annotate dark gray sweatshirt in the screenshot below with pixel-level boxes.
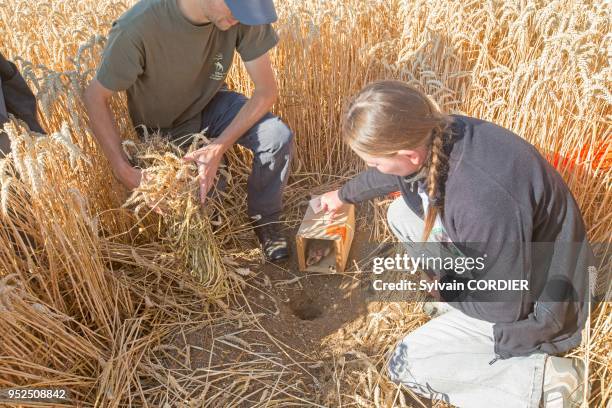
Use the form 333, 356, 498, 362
0, 54, 44, 131
0, 53, 45, 156
339, 114, 594, 359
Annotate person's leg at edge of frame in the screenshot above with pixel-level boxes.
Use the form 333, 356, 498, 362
199, 87, 294, 261
0, 77, 11, 157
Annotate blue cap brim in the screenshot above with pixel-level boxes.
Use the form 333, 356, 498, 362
225, 0, 277, 25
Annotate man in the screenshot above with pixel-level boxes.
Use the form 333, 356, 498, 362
84, 0, 293, 261
0, 52, 45, 157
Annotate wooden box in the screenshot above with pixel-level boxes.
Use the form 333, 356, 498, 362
296, 203, 355, 273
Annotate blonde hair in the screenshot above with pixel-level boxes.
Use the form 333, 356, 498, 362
342, 80, 453, 241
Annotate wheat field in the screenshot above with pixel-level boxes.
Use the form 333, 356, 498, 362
0, 0, 610, 407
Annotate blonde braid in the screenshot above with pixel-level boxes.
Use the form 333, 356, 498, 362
422, 125, 450, 241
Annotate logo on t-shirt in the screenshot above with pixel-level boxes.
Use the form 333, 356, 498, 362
210, 53, 226, 81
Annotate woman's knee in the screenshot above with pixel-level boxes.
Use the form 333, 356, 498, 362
386, 197, 426, 242
387, 196, 404, 218
387, 334, 431, 384
387, 198, 412, 240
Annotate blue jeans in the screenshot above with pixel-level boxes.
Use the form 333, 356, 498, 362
166, 88, 294, 224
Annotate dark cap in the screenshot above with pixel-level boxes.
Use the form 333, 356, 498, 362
224, 0, 277, 25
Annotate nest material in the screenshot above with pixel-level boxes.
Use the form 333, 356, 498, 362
121, 133, 231, 297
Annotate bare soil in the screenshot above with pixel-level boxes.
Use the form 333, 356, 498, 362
165, 227, 432, 407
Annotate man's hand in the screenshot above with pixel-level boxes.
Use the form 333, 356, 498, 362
182, 143, 225, 205
116, 164, 142, 191
84, 79, 140, 189
320, 189, 345, 219
120, 166, 166, 215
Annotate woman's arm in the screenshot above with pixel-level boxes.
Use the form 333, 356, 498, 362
338, 167, 399, 204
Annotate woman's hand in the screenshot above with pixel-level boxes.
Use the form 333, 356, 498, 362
320, 189, 345, 219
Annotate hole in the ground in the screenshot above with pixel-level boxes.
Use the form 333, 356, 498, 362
290, 296, 323, 320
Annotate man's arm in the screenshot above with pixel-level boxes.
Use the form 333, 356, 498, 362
83, 79, 141, 190
183, 51, 278, 203
216, 52, 277, 150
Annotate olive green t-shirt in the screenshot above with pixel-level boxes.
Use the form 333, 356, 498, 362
96, 0, 279, 137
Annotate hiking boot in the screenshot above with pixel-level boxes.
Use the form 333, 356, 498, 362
254, 221, 289, 262
541, 356, 587, 408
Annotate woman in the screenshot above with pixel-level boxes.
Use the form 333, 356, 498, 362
320, 80, 593, 407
